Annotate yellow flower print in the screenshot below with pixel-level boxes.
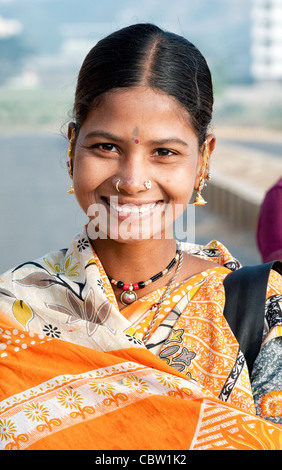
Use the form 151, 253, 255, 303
0, 419, 17, 442
90, 380, 115, 396
57, 388, 95, 419
155, 371, 182, 389
43, 252, 79, 278
122, 375, 149, 393
24, 403, 50, 422
57, 388, 84, 410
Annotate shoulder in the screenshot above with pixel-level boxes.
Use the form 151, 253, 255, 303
179, 239, 241, 271
0, 248, 67, 277
267, 268, 282, 298
0, 230, 92, 283
0, 248, 69, 300
175, 239, 239, 286
265, 177, 282, 197
258, 178, 282, 221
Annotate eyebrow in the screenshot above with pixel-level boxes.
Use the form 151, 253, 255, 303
148, 138, 188, 147
84, 131, 188, 147
84, 130, 123, 142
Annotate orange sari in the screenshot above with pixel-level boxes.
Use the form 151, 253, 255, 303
0, 229, 282, 449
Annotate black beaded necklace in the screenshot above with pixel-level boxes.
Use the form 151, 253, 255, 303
108, 243, 182, 306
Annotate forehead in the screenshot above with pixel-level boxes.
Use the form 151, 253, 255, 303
81, 86, 195, 137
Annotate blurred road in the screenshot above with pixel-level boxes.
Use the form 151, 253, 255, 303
0, 130, 280, 273
0, 133, 87, 272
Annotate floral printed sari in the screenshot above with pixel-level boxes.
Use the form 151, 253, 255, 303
0, 227, 282, 450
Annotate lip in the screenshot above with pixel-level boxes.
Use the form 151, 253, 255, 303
101, 196, 164, 219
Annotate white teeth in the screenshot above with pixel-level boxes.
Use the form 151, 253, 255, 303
108, 200, 157, 214
120, 205, 133, 214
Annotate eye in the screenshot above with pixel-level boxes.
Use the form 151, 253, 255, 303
152, 148, 176, 157
94, 143, 118, 152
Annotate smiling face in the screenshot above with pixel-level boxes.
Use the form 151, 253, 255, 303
70, 86, 213, 242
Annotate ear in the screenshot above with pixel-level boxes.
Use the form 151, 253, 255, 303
67, 122, 77, 179
68, 122, 76, 139
194, 134, 216, 190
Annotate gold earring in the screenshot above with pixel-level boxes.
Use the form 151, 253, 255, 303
67, 128, 76, 194
193, 140, 209, 206
193, 182, 207, 206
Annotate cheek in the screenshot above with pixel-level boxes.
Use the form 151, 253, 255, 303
172, 169, 198, 212
72, 166, 98, 212
168, 166, 197, 195
73, 185, 95, 216
73, 157, 99, 190
73, 171, 94, 199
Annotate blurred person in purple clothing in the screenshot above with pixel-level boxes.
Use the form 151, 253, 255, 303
257, 177, 282, 263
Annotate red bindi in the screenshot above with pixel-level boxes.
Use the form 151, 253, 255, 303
134, 139, 139, 144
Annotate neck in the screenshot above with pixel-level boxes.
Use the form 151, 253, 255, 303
91, 237, 178, 283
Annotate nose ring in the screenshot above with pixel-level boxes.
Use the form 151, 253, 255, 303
115, 179, 121, 192
115, 179, 151, 192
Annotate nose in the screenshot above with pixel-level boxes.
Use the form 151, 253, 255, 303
113, 154, 151, 195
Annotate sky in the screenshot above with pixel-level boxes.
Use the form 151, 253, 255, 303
0, 0, 253, 84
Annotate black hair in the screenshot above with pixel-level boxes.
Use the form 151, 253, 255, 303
73, 23, 213, 146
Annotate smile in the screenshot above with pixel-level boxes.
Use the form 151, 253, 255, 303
102, 197, 163, 217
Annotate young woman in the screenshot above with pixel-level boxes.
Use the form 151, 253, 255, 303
0, 24, 282, 450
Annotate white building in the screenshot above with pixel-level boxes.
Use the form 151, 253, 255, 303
251, 0, 282, 80
0, 15, 22, 39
